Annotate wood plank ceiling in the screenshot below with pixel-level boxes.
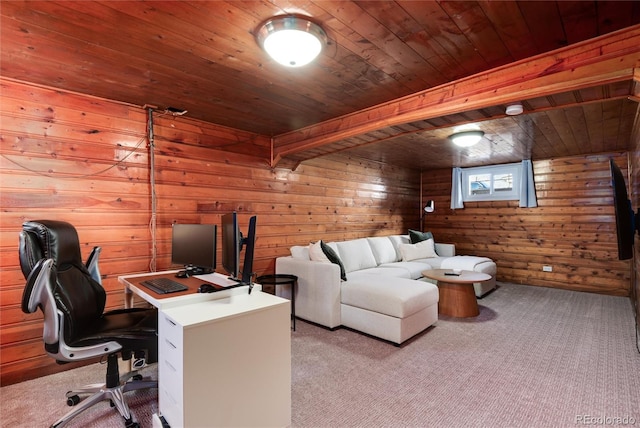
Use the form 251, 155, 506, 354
2, 1, 639, 170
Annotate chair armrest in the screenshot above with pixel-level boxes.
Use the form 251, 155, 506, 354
275, 257, 342, 329
435, 243, 455, 257
85, 246, 102, 285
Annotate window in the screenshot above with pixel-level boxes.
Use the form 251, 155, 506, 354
461, 163, 521, 202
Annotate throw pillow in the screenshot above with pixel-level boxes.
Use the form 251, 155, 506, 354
409, 229, 434, 244
399, 239, 438, 261
309, 240, 330, 263
321, 241, 347, 281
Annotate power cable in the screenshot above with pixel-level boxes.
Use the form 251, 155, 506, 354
1, 136, 147, 179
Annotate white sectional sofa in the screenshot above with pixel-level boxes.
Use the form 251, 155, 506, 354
275, 234, 496, 344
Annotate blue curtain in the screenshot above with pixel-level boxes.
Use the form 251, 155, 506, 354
519, 159, 537, 208
450, 167, 464, 209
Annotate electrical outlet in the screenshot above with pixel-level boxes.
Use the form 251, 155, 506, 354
542, 265, 553, 272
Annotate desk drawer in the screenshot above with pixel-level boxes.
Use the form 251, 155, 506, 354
159, 386, 183, 426
159, 356, 182, 394
159, 335, 182, 367
159, 312, 183, 344
158, 310, 184, 415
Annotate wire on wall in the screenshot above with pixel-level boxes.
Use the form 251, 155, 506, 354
147, 107, 157, 273
1, 137, 147, 178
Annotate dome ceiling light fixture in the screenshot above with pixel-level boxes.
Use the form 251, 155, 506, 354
450, 130, 485, 147
506, 103, 524, 116
256, 15, 327, 67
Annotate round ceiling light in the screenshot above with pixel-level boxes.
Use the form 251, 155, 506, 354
450, 130, 485, 147
506, 103, 524, 116
256, 15, 327, 67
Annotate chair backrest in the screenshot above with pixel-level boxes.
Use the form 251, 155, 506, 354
19, 220, 106, 344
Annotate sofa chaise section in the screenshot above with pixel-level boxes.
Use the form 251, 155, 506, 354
275, 254, 439, 344
341, 276, 439, 344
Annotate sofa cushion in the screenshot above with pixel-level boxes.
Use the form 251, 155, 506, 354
290, 245, 310, 260
387, 235, 410, 261
347, 267, 411, 281
367, 237, 398, 264
341, 277, 439, 319
399, 239, 437, 261
441, 256, 496, 274
379, 261, 432, 279
335, 238, 378, 273
409, 229, 433, 244
321, 241, 347, 281
413, 256, 447, 269
309, 240, 330, 262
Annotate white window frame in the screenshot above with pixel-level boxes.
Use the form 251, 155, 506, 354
461, 163, 522, 202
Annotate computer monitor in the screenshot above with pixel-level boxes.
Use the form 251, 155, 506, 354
171, 223, 217, 276
221, 213, 239, 280
241, 215, 257, 284
221, 212, 257, 284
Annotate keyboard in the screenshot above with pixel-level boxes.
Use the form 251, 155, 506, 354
140, 277, 188, 294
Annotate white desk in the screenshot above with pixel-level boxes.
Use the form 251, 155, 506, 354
121, 270, 259, 309
118, 272, 291, 427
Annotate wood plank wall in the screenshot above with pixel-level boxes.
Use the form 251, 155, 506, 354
0, 79, 419, 385
421, 153, 632, 296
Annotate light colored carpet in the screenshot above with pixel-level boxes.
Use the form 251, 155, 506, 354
292, 283, 640, 427
2, 282, 639, 427
0, 363, 158, 427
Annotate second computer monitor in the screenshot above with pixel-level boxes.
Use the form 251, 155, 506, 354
241, 215, 257, 284
221, 212, 256, 284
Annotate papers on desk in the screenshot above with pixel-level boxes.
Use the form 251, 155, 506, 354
194, 272, 240, 288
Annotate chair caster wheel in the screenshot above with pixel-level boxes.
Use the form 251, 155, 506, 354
66, 395, 80, 406
124, 420, 139, 428
132, 374, 143, 381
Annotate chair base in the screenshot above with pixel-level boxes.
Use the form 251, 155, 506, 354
51, 355, 157, 428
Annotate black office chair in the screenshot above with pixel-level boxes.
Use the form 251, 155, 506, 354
19, 220, 158, 428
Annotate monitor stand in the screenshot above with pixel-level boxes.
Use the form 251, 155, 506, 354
176, 265, 213, 278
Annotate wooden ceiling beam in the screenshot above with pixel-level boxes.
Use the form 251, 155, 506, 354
271, 25, 640, 167
633, 66, 640, 99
